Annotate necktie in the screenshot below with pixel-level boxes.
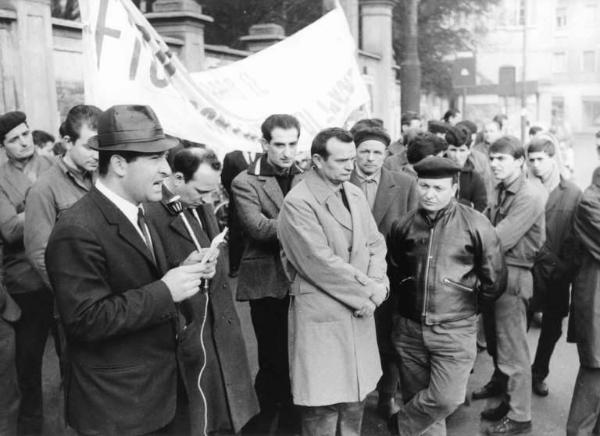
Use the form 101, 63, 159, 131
137, 207, 156, 264
190, 208, 203, 230
339, 187, 351, 212
496, 183, 506, 207
362, 178, 377, 210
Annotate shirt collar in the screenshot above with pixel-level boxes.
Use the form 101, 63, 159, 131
354, 166, 381, 184
497, 171, 524, 194
96, 179, 141, 228
258, 155, 302, 177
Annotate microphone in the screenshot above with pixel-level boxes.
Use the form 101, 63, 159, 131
166, 195, 209, 292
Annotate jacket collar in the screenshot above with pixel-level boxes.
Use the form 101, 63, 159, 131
248, 154, 303, 178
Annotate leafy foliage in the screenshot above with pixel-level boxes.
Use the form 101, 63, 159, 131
393, 0, 499, 97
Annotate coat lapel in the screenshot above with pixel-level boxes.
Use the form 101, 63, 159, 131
90, 189, 158, 270
260, 176, 285, 209
306, 171, 352, 230
372, 169, 395, 226
346, 184, 363, 260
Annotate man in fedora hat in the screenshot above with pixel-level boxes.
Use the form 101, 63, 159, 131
46, 104, 217, 435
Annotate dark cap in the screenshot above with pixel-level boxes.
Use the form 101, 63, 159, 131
353, 126, 391, 147
88, 105, 177, 152
0, 111, 27, 143
456, 120, 477, 135
414, 156, 462, 179
428, 120, 450, 135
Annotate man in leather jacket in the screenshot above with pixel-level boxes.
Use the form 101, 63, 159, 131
387, 156, 507, 436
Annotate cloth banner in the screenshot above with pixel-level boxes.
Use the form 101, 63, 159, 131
81, 0, 370, 154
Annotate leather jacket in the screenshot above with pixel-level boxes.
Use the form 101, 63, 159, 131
387, 200, 507, 325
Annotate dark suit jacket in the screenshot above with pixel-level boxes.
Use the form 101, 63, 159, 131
46, 187, 179, 436
145, 197, 259, 433
231, 157, 303, 300
350, 167, 418, 238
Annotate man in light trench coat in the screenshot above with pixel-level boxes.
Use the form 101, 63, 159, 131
278, 127, 389, 436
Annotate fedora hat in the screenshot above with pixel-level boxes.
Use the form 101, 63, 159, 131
88, 105, 177, 152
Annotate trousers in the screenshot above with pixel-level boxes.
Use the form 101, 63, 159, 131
567, 365, 600, 435
391, 315, 477, 436
0, 318, 20, 436
300, 401, 365, 436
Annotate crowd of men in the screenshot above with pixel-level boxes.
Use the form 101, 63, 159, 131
0, 103, 600, 436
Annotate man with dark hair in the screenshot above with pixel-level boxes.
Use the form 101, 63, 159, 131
231, 113, 304, 435
278, 127, 388, 436
387, 156, 506, 436
442, 108, 461, 125
32, 130, 55, 157
393, 132, 447, 177
445, 125, 488, 212
528, 126, 543, 139
475, 136, 546, 435
25, 104, 102, 285
350, 126, 418, 419
526, 135, 582, 397
45, 105, 217, 435
146, 147, 259, 435
0, 110, 54, 435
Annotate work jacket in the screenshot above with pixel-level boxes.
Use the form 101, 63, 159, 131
388, 200, 507, 325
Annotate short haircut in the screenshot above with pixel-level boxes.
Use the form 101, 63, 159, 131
527, 134, 556, 157
492, 114, 507, 130
445, 125, 471, 148
401, 111, 420, 127
261, 114, 300, 142
406, 132, 438, 164
349, 118, 384, 136
63, 105, 102, 142
52, 142, 67, 157
58, 122, 67, 138
311, 127, 353, 159
180, 139, 206, 149
442, 109, 460, 123
98, 150, 150, 176
489, 135, 525, 159
171, 148, 221, 183
456, 120, 477, 136
32, 130, 54, 147
529, 126, 543, 137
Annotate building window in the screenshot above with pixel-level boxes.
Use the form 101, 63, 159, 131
584, 4, 598, 27
583, 99, 600, 128
556, 7, 567, 29
583, 50, 596, 73
553, 52, 567, 73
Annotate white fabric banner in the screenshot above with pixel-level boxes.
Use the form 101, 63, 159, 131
81, 0, 370, 153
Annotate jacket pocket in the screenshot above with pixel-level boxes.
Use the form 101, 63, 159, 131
442, 277, 473, 293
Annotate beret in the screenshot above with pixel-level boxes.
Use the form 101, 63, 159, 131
414, 155, 462, 179
445, 125, 471, 147
0, 111, 26, 142
353, 127, 391, 147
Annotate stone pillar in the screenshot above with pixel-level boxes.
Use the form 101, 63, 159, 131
361, 0, 395, 128
145, 0, 213, 72
239, 24, 285, 53
323, 0, 359, 42
10, 0, 59, 132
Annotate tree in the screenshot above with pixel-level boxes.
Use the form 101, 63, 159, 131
393, 0, 499, 99
201, 0, 322, 49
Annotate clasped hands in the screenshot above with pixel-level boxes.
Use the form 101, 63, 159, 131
161, 248, 220, 302
354, 282, 388, 318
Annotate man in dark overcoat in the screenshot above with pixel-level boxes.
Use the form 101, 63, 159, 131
146, 146, 259, 434
46, 105, 216, 435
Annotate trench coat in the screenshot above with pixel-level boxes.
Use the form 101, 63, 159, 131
277, 170, 388, 406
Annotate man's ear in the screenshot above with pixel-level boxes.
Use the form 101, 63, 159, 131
173, 171, 185, 187
260, 138, 269, 153
110, 154, 128, 177
62, 135, 74, 150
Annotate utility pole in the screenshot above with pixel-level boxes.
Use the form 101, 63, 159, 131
520, 0, 528, 143
400, 0, 421, 114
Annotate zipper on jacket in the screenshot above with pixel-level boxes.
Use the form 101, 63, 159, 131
442, 277, 473, 292
422, 226, 435, 323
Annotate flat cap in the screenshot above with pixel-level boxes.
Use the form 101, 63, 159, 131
414, 155, 462, 179
353, 126, 391, 147
0, 111, 26, 142
88, 105, 177, 153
